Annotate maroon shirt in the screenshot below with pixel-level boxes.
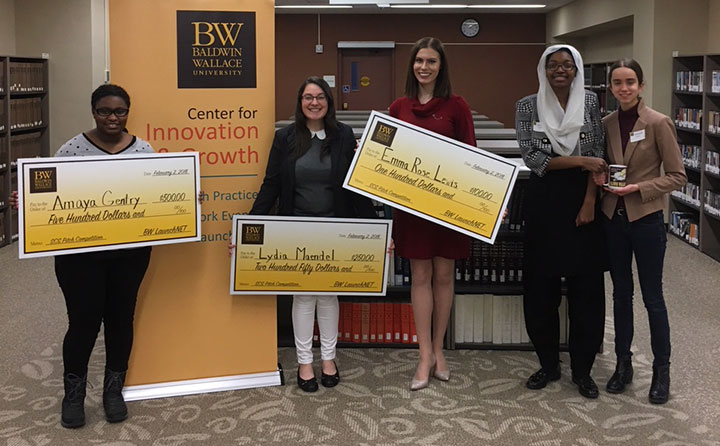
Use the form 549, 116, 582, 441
619, 102, 640, 153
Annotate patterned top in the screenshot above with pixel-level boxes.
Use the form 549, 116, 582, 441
515, 91, 605, 177
55, 133, 154, 157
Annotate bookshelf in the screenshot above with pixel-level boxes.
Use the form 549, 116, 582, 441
670, 54, 720, 262
0, 56, 49, 247
583, 62, 618, 116
276, 168, 571, 352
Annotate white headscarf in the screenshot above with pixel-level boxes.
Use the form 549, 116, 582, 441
536, 44, 585, 157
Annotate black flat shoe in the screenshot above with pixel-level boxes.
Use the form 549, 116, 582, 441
526, 366, 561, 390
606, 359, 633, 394
321, 361, 340, 388
297, 369, 318, 393
572, 375, 599, 399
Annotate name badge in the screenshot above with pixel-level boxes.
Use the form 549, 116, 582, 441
630, 129, 646, 143
533, 122, 544, 132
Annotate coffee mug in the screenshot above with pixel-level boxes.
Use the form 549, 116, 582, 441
608, 164, 627, 188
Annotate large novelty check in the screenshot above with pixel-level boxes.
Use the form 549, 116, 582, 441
344, 111, 519, 244
18, 153, 201, 258
230, 215, 392, 295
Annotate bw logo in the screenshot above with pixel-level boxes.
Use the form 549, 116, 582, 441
29, 168, 56, 193
192, 22, 244, 47
241, 224, 264, 245
371, 122, 397, 146
177, 11, 256, 89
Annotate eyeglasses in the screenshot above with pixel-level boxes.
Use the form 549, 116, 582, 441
546, 62, 576, 72
301, 94, 327, 103
95, 107, 129, 117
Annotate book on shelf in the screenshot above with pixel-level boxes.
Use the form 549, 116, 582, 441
669, 211, 699, 246
704, 190, 720, 218
472, 293, 484, 343
384, 301, 393, 343
8, 62, 46, 93
713, 71, 720, 93
0, 99, 6, 132
454, 294, 568, 346
676, 70, 703, 92
708, 111, 720, 134
361, 301, 370, 343
393, 300, 402, 343
706, 150, 720, 175
376, 300, 385, 342
672, 183, 701, 207
336, 299, 418, 345
680, 144, 702, 169
9, 98, 43, 130
10, 132, 43, 166
674, 107, 702, 130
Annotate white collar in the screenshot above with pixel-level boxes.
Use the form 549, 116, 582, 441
310, 129, 326, 140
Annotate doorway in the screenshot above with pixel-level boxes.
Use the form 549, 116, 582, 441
339, 48, 393, 111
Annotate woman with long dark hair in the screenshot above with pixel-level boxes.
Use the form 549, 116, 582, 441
249, 76, 375, 392
390, 37, 476, 390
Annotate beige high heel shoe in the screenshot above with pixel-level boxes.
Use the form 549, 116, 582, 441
410, 363, 436, 391
433, 368, 450, 382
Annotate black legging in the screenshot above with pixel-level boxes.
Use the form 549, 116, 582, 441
54, 247, 151, 375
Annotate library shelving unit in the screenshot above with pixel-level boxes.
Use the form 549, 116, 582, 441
670, 54, 720, 262
0, 56, 49, 247
583, 62, 618, 116
276, 168, 571, 352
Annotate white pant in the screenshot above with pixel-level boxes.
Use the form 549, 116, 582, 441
292, 295, 339, 364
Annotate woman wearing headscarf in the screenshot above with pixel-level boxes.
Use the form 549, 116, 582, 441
515, 45, 607, 399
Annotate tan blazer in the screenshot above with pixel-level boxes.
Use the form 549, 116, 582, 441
601, 100, 687, 222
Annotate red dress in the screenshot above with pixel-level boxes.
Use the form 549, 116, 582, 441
389, 95, 476, 259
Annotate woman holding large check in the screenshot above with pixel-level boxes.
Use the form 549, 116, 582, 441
249, 76, 375, 392
515, 45, 607, 399
389, 37, 476, 391
12, 84, 154, 428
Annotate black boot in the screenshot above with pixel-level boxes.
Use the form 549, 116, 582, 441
606, 359, 633, 394
103, 369, 128, 422
649, 364, 670, 404
61, 373, 87, 428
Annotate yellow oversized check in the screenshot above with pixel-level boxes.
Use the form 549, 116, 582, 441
18, 153, 201, 258
230, 215, 392, 295
343, 111, 519, 244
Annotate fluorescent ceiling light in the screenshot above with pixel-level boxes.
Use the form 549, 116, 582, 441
390, 4, 467, 8
329, 0, 428, 3
468, 4, 546, 8
276, 5, 352, 8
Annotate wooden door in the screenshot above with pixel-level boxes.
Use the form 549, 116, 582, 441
339, 48, 393, 111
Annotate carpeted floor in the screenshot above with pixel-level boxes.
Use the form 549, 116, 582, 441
1, 236, 719, 445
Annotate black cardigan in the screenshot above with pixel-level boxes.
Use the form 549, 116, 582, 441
250, 122, 376, 218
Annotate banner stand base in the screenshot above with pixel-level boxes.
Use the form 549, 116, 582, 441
122, 370, 282, 401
